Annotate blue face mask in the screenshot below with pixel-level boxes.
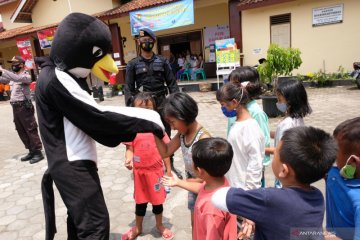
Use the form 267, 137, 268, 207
276, 102, 287, 113
221, 106, 237, 118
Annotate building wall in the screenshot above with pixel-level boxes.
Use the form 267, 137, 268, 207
111, 1, 229, 63
32, 0, 114, 27
242, 0, 360, 74
0, 2, 30, 30
0, 39, 36, 69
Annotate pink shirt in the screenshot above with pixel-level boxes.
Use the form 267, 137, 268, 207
193, 178, 237, 240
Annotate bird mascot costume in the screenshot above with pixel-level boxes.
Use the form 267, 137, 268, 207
35, 13, 165, 240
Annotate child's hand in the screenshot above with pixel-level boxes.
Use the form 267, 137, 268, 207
124, 158, 133, 170
238, 218, 255, 239
161, 174, 178, 187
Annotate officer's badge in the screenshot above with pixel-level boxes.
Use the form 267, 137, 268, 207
139, 30, 145, 37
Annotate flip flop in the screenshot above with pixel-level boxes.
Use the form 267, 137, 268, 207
160, 228, 174, 240
121, 226, 140, 240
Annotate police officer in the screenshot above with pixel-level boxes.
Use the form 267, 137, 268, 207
124, 28, 183, 179
0, 56, 44, 164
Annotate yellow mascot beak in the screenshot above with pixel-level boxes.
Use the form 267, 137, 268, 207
91, 54, 119, 82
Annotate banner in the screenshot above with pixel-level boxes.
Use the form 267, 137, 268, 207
204, 25, 230, 48
37, 28, 56, 49
130, 0, 194, 35
215, 38, 236, 51
216, 49, 241, 66
16, 37, 35, 70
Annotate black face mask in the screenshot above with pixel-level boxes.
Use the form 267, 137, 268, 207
12, 65, 22, 73
140, 42, 154, 52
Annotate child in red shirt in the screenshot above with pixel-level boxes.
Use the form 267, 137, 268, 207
122, 92, 173, 240
162, 138, 237, 240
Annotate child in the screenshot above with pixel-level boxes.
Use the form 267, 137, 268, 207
226, 66, 271, 187
122, 92, 173, 240
216, 83, 264, 190
162, 138, 237, 240
155, 92, 211, 226
212, 126, 337, 239
326, 117, 360, 240
266, 79, 312, 187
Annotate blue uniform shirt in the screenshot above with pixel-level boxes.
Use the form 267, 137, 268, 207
326, 166, 360, 240
223, 187, 324, 240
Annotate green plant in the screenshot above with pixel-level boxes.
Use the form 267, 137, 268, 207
307, 66, 352, 86
258, 44, 302, 87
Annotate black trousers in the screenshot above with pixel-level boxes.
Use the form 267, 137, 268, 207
12, 103, 42, 152
43, 161, 109, 240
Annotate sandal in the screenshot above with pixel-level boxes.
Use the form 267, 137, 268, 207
121, 226, 140, 240
159, 228, 174, 240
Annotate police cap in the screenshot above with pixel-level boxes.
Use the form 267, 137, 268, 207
137, 28, 156, 41
7, 56, 25, 64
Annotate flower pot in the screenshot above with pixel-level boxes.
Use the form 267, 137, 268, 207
261, 95, 281, 118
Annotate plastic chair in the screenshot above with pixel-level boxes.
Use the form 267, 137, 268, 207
179, 64, 191, 81
195, 68, 206, 80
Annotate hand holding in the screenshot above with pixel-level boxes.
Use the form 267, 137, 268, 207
124, 158, 133, 170
238, 218, 255, 239
161, 174, 178, 187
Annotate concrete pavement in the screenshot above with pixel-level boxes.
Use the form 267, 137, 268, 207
0, 85, 359, 239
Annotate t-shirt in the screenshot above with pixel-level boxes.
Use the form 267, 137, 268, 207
226, 118, 264, 189
193, 179, 237, 240
212, 186, 325, 240
274, 116, 304, 147
326, 166, 360, 240
227, 100, 271, 166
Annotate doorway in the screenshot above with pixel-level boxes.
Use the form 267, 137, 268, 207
157, 31, 202, 59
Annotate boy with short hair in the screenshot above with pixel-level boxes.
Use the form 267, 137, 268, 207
212, 126, 337, 240
326, 117, 360, 240
162, 137, 237, 240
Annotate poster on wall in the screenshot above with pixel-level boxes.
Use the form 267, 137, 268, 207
312, 4, 343, 27
16, 37, 35, 70
215, 38, 236, 51
37, 28, 57, 49
216, 49, 240, 66
204, 25, 230, 48
130, 0, 194, 35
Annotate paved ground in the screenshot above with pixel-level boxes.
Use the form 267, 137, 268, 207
0, 85, 359, 239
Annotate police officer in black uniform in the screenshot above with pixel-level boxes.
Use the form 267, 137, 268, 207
124, 28, 183, 179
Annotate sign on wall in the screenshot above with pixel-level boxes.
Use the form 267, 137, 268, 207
37, 28, 57, 49
204, 25, 230, 48
312, 4, 343, 27
215, 38, 240, 67
129, 0, 194, 36
16, 37, 35, 70
215, 38, 236, 51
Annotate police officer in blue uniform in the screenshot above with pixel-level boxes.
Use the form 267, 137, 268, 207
124, 28, 183, 179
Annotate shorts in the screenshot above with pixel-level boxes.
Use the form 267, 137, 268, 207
187, 191, 198, 211
186, 171, 198, 211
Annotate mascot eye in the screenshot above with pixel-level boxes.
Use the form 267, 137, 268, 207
92, 46, 103, 58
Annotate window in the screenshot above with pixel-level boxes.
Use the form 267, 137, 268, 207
270, 13, 291, 48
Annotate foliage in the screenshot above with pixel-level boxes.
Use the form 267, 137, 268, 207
258, 44, 302, 85
305, 66, 352, 86
111, 84, 123, 92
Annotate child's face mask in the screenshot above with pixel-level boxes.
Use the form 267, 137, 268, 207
340, 155, 359, 179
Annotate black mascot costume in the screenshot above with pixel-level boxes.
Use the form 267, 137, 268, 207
35, 13, 165, 240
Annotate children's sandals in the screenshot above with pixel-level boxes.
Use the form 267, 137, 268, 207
121, 226, 140, 240
159, 228, 174, 240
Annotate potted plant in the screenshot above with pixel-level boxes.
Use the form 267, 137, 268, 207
257, 44, 302, 117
